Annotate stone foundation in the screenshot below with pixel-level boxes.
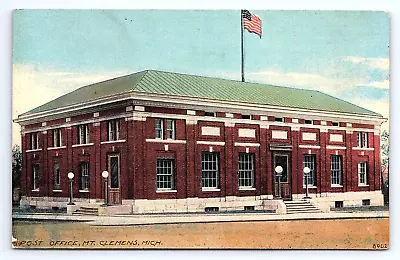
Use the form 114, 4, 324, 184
20, 190, 384, 215
20, 196, 101, 209
292, 190, 384, 209
123, 196, 281, 214
21, 195, 280, 214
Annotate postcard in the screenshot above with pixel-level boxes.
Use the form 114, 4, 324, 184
12, 9, 389, 249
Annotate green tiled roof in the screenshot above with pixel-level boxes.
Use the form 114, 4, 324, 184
22, 70, 380, 117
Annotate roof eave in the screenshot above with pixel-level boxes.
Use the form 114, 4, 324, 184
14, 91, 386, 126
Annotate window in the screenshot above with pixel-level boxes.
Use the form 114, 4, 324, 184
32, 164, 40, 190
54, 164, 60, 188
108, 119, 121, 141
156, 158, 174, 190
238, 153, 254, 188
332, 122, 339, 127
53, 128, 63, 147
335, 201, 344, 208
204, 111, 215, 117
241, 114, 251, 120
303, 154, 316, 186
205, 207, 219, 212
357, 132, 369, 148
362, 199, 371, 206
201, 152, 219, 189
330, 155, 342, 186
363, 132, 368, 147
244, 206, 255, 211
155, 119, 163, 139
80, 162, 90, 190
166, 119, 175, 139
31, 132, 39, 150
274, 117, 283, 122
155, 118, 175, 140
78, 124, 90, 144
358, 162, 368, 185
305, 120, 313, 125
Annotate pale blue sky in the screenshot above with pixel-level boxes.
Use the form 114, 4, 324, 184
12, 10, 390, 145
13, 10, 389, 75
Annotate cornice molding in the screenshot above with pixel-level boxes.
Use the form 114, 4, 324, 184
20, 109, 383, 135
14, 91, 386, 127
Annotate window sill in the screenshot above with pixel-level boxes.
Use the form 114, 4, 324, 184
100, 139, 126, 144
202, 188, 221, 192
47, 146, 66, 150
31, 189, 39, 192
197, 141, 226, 146
146, 139, 186, 144
156, 189, 177, 193
79, 190, 90, 193
326, 145, 346, 150
303, 186, 317, 189
52, 190, 63, 192
358, 184, 369, 187
352, 147, 374, 151
331, 185, 343, 188
239, 187, 256, 191
26, 149, 42, 153
72, 143, 94, 147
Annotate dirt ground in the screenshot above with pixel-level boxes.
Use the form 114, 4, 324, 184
12, 218, 389, 249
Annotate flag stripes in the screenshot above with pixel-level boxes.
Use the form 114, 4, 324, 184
242, 10, 262, 38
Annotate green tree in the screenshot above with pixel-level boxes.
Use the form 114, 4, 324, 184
380, 130, 389, 205
12, 145, 22, 189
381, 130, 389, 167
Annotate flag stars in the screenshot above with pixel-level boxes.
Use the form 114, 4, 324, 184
242, 10, 262, 38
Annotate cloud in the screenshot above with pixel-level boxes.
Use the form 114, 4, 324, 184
12, 64, 131, 146
244, 70, 364, 96
363, 80, 390, 89
343, 56, 389, 72
350, 97, 389, 133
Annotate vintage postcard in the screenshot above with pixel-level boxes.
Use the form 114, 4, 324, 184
11, 9, 389, 249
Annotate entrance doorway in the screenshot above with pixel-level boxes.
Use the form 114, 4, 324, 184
273, 153, 292, 200
107, 154, 121, 204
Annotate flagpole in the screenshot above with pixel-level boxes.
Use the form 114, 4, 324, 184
241, 10, 245, 82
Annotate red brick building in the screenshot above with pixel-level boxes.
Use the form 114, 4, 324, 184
15, 70, 386, 213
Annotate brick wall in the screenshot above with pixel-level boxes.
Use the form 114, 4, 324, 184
19, 103, 382, 202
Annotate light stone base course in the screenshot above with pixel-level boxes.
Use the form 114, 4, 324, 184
292, 191, 383, 209
316, 191, 384, 208
21, 190, 384, 215
125, 195, 278, 213
21, 196, 103, 211
98, 204, 132, 216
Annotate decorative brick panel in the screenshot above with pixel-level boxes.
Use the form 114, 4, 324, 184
238, 128, 256, 138
201, 126, 220, 136
272, 130, 287, 139
329, 134, 343, 142
302, 132, 316, 141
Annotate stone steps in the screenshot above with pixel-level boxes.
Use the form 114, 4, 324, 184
284, 200, 322, 214
72, 206, 98, 216
287, 209, 321, 212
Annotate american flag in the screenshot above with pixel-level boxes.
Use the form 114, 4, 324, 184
242, 10, 262, 38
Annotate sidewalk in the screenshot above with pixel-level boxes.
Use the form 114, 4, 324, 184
12, 210, 389, 226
